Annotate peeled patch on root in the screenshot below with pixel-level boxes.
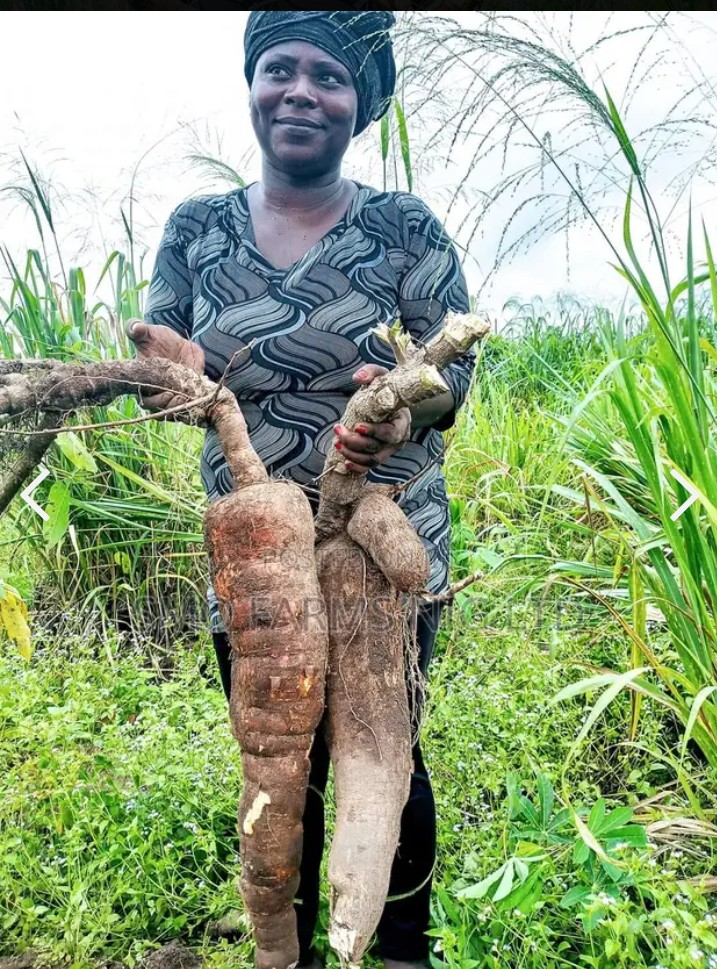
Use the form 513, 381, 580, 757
328, 921, 359, 968
243, 790, 271, 835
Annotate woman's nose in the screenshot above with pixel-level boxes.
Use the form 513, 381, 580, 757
284, 73, 317, 106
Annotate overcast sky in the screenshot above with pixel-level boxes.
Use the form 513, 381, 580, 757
2, 10, 716, 326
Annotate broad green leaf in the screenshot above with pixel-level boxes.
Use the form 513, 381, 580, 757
572, 810, 612, 864
599, 807, 634, 833
503, 870, 544, 915
601, 859, 625, 883
455, 864, 506, 900
43, 481, 71, 548
587, 799, 606, 833
492, 860, 516, 901
604, 825, 647, 848
55, 430, 98, 474
560, 885, 592, 909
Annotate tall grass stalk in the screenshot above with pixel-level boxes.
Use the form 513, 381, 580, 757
542, 110, 717, 768
403, 14, 717, 769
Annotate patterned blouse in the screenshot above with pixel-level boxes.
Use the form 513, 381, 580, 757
144, 182, 475, 635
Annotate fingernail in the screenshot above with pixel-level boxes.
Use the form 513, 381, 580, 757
356, 425, 368, 435
333, 425, 341, 435
335, 441, 343, 450
355, 370, 368, 379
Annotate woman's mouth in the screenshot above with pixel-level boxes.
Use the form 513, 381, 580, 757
275, 117, 323, 134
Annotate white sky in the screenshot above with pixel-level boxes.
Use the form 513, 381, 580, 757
1, 10, 716, 326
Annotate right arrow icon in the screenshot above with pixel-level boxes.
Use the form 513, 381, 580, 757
670, 468, 699, 521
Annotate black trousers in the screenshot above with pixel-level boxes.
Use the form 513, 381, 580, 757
212, 600, 443, 965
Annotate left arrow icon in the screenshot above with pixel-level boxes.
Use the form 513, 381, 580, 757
20, 465, 50, 521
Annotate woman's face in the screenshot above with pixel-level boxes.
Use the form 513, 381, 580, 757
250, 40, 358, 178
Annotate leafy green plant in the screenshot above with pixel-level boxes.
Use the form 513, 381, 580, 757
453, 772, 647, 925
432, 773, 715, 969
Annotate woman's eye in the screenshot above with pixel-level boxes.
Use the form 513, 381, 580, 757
319, 73, 342, 85
266, 64, 289, 77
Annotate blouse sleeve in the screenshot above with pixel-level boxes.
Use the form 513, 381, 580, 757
397, 197, 476, 431
144, 208, 194, 339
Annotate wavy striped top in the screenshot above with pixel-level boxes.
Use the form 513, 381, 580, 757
145, 182, 475, 634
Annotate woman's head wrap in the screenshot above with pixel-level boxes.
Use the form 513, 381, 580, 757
244, 10, 396, 136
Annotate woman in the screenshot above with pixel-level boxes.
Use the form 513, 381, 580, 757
128, 11, 476, 969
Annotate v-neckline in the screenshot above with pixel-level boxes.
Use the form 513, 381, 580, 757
241, 180, 369, 275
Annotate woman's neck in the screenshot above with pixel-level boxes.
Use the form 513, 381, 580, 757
257, 161, 347, 214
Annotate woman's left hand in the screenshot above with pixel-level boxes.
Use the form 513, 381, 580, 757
333, 364, 412, 474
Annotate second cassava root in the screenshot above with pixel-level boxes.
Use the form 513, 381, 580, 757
317, 496, 430, 967
314, 313, 490, 967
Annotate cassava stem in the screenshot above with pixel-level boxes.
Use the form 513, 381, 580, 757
315, 312, 490, 541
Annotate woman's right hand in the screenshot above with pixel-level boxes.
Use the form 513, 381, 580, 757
126, 319, 205, 418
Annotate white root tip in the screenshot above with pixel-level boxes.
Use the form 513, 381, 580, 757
329, 921, 359, 966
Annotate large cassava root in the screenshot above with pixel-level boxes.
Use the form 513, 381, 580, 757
0, 354, 328, 969
205, 481, 327, 969
315, 313, 490, 967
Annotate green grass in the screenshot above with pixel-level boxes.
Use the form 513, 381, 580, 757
3, 288, 717, 968
2, 601, 713, 969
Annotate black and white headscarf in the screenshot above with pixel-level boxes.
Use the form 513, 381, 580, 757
243, 10, 397, 135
